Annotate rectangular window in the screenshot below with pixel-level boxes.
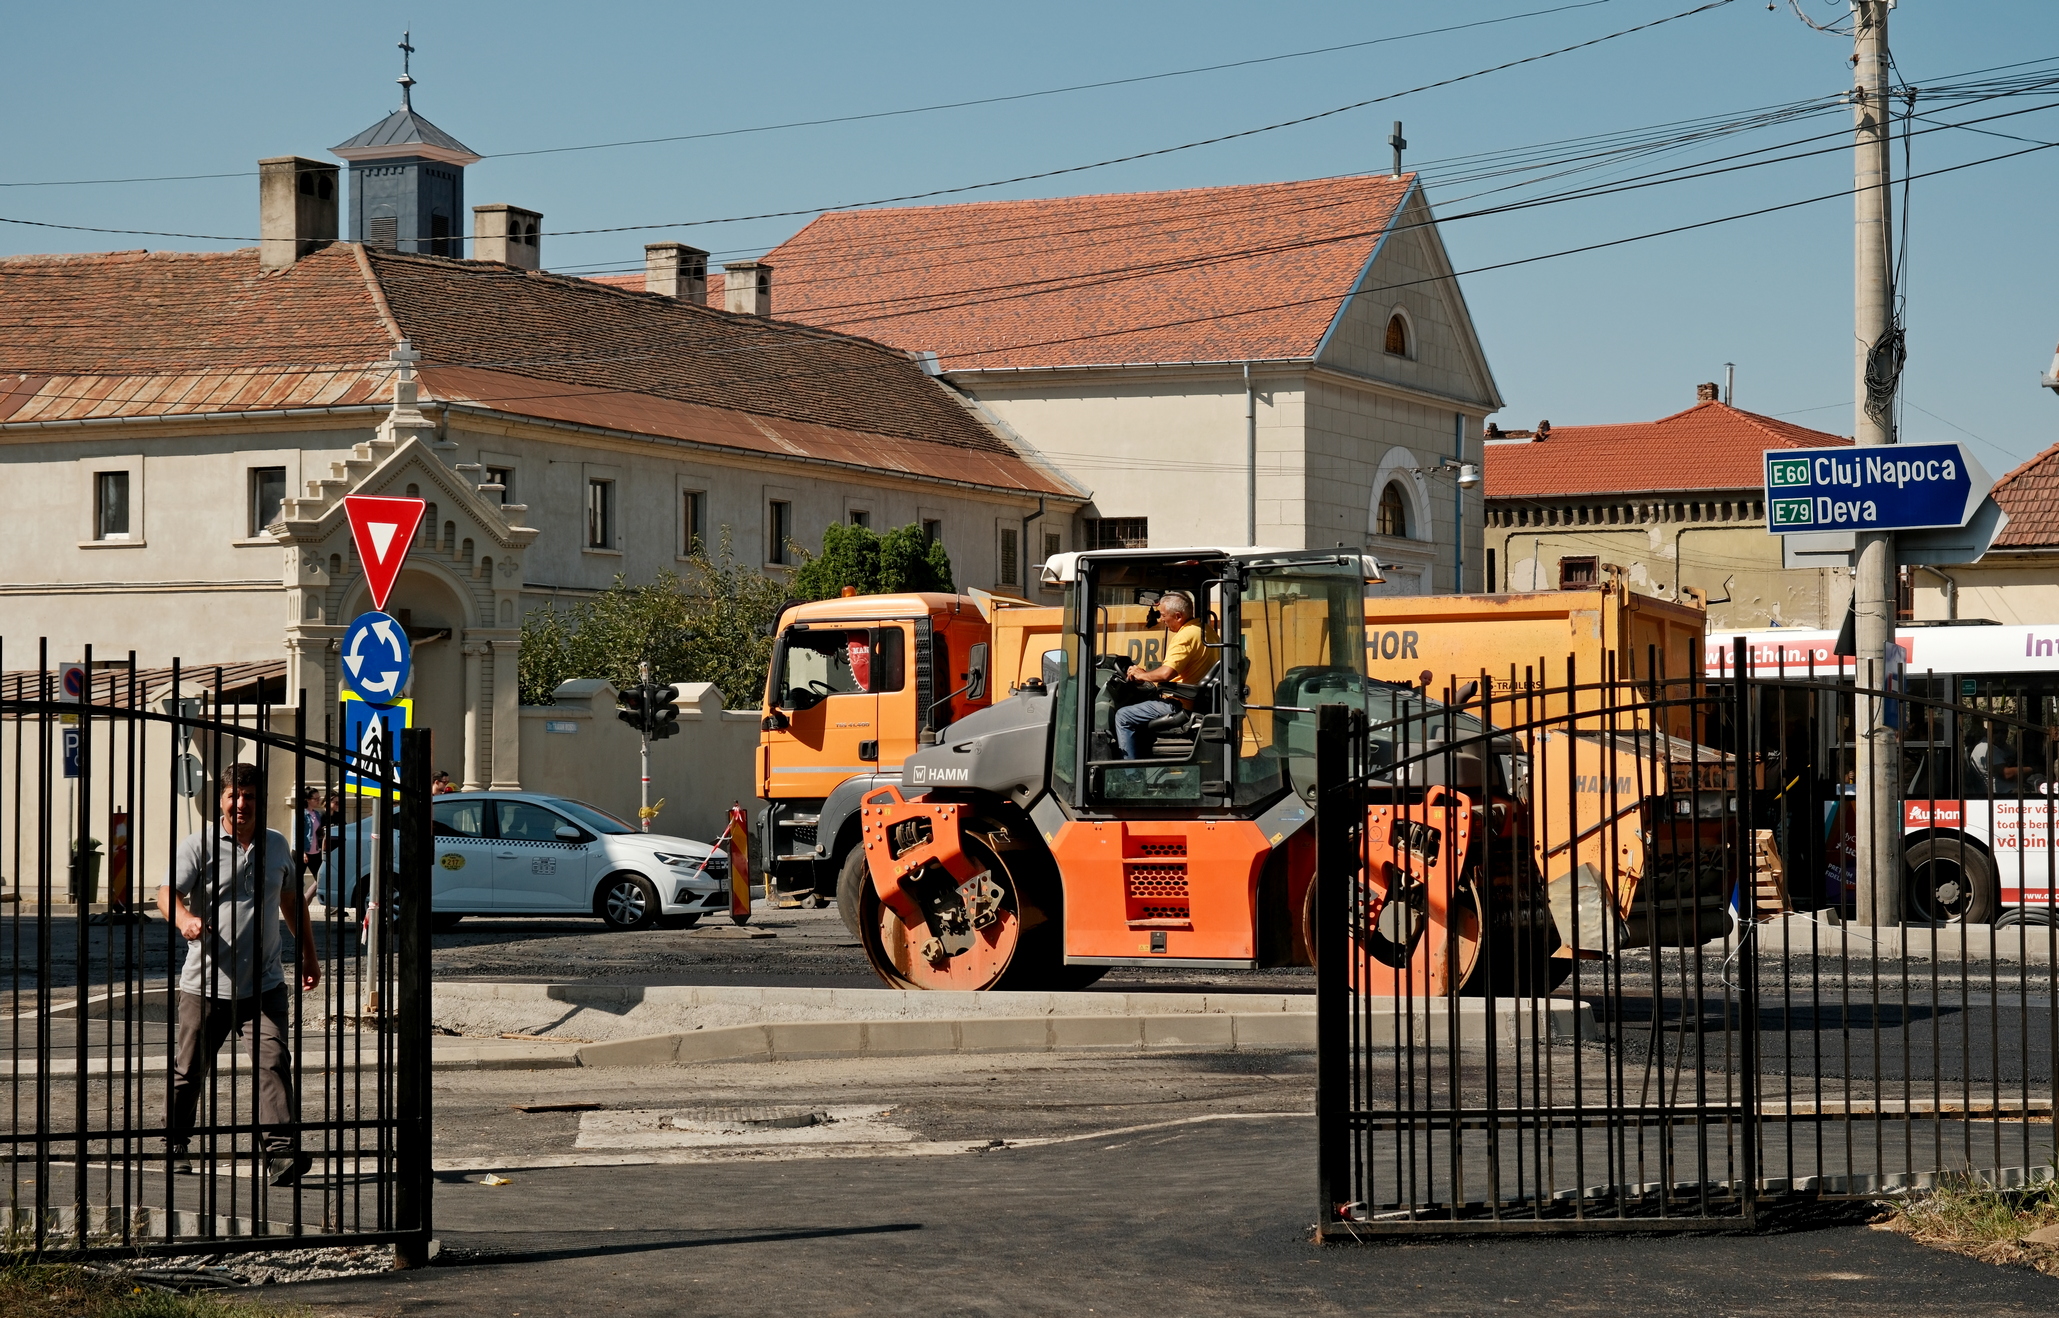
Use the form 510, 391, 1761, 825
94, 471, 130, 540
999, 527, 1019, 585
1557, 555, 1598, 589
1486, 548, 1498, 594
1084, 517, 1148, 550
586, 478, 614, 549
483, 466, 513, 503
682, 489, 706, 555
768, 499, 793, 565
1043, 531, 1061, 563
850, 509, 871, 528
248, 467, 286, 537
922, 518, 943, 544
368, 215, 399, 249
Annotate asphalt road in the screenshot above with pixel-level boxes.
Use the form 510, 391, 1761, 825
268, 1050, 2059, 1318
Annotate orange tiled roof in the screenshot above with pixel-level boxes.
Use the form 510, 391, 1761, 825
1483, 401, 1850, 499
0, 246, 1075, 496
753, 174, 1415, 371
1987, 442, 2059, 549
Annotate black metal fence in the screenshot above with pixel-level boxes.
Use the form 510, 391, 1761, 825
1315, 647, 2057, 1235
2, 643, 432, 1263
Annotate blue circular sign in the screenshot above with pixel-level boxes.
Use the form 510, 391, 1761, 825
342, 610, 412, 703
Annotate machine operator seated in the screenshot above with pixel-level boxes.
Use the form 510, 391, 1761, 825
1116, 590, 1217, 759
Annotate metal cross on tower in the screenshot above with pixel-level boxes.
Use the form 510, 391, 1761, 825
397, 30, 416, 108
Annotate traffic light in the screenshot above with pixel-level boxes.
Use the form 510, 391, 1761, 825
648, 684, 680, 741
616, 684, 647, 731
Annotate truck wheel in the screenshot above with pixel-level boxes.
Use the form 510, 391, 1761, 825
1907, 837, 1998, 925
836, 847, 869, 942
855, 821, 1056, 991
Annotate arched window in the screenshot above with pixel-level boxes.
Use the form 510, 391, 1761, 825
1377, 483, 1410, 538
1383, 313, 1409, 357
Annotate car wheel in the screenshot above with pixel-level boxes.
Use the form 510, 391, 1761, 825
1907, 836, 1999, 925
431, 912, 464, 934
596, 873, 661, 932
658, 912, 702, 930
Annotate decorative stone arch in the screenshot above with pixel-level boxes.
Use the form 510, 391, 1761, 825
273, 427, 538, 791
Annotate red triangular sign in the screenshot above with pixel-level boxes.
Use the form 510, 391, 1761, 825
343, 494, 426, 613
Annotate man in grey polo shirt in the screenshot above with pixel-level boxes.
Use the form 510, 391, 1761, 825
157, 762, 321, 1186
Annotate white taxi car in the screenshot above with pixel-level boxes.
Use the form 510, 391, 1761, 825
426, 792, 730, 931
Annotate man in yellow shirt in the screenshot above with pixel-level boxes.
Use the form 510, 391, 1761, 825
1117, 590, 1216, 758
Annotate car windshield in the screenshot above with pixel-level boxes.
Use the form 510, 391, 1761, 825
547, 798, 637, 835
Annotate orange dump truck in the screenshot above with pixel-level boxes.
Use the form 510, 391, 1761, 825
1358, 586, 1735, 955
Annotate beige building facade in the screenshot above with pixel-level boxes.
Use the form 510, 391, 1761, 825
1484, 390, 1854, 631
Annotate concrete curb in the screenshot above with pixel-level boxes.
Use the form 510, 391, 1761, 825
571, 1012, 1309, 1067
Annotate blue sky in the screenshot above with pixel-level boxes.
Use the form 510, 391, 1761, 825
4, 1, 2054, 473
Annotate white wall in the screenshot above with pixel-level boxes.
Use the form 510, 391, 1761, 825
519, 678, 762, 843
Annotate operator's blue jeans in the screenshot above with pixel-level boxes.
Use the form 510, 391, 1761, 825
1116, 699, 1180, 759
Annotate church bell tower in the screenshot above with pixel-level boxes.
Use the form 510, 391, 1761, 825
331, 32, 481, 256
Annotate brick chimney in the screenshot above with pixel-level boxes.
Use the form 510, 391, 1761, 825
258, 157, 338, 269
723, 260, 773, 316
1696, 382, 1720, 402
473, 205, 542, 270
644, 243, 708, 303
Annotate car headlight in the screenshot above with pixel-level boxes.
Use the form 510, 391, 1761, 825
652, 852, 703, 867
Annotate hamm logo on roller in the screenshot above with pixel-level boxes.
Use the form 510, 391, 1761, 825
910, 764, 970, 784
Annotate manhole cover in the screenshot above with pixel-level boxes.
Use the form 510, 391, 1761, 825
672, 1106, 829, 1130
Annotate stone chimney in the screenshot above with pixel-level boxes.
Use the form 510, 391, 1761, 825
723, 260, 773, 316
1696, 382, 1720, 402
473, 205, 542, 270
644, 242, 708, 303
258, 157, 339, 270
1536, 420, 1551, 439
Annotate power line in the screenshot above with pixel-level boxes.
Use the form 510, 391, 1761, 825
0, 0, 1632, 190
0, 0, 1744, 246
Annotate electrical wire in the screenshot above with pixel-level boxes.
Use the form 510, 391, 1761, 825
0, 0, 1745, 246
0, 0, 1634, 190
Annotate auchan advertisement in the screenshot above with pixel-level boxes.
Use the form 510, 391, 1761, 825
1706, 624, 2059, 679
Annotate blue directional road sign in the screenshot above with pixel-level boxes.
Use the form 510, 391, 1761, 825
342, 610, 411, 703
1765, 442, 1992, 535
341, 694, 410, 798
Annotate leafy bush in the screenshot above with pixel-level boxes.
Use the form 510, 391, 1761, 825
519, 529, 788, 709
788, 522, 952, 601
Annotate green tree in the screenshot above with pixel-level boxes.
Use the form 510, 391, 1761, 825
519, 528, 788, 709
788, 521, 953, 601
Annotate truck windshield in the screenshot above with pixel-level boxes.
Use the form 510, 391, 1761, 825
774, 629, 902, 710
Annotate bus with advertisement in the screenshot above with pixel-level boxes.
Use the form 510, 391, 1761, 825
1707, 622, 2059, 925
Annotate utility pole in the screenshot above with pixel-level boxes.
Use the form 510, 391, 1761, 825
1851, 0, 1902, 927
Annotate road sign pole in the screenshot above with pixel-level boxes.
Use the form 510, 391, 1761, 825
638, 662, 652, 833
1853, 0, 1902, 929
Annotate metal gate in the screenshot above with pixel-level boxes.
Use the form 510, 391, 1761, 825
2, 644, 433, 1262
1315, 646, 2057, 1234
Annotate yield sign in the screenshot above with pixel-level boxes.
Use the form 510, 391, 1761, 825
343, 494, 426, 612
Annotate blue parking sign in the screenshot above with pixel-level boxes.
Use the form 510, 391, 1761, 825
62, 726, 81, 780
341, 694, 410, 797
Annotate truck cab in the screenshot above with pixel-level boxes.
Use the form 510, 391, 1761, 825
756, 592, 1057, 902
